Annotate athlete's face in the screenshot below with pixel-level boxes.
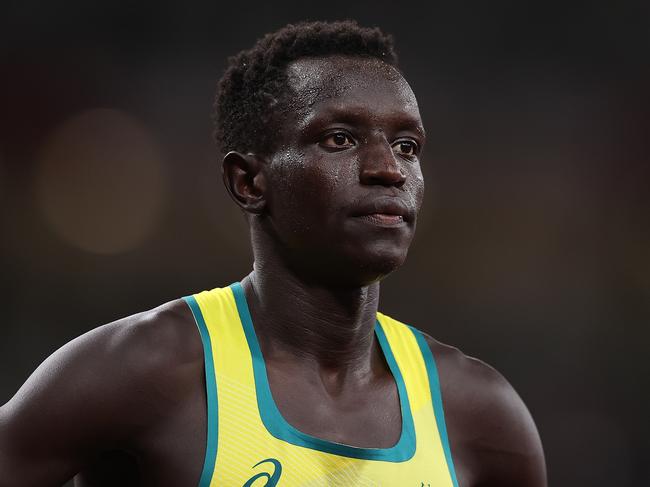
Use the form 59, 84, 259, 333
261, 56, 426, 285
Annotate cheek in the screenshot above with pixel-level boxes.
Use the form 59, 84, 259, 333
266, 150, 345, 238
272, 149, 354, 213
406, 166, 425, 214
265, 150, 305, 226
304, 153, 358, 215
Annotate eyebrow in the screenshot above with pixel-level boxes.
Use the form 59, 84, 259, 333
301, 105, 426, 138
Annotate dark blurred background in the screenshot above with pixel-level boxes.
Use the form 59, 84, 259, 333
1, 1, 649, 486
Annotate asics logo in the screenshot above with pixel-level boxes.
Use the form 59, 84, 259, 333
242, 458, 282, 486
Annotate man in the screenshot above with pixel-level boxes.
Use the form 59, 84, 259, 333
0, 20, 546, 486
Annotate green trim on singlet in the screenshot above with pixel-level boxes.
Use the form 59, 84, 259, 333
230, 281, 417, 462
410, 327, 460, 487
183, 295, 218, 487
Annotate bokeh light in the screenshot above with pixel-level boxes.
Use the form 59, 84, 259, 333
34, 109, 167, 255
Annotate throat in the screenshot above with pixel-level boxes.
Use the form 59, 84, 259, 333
241, 271, 381, 371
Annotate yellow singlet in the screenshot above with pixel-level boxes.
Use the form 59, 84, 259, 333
184, 283, 459, 487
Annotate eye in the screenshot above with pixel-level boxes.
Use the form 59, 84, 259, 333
320, 132, 355, 150
392, 140, 419, 157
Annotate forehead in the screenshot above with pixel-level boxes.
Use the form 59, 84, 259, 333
284, 56, 421, 128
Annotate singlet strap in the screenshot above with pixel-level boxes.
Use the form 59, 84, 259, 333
183, 294, 219, 487
409, 326, 460, 487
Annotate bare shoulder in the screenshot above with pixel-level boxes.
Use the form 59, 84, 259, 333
0, 298, 202, 486
421, 333, 547, 487
104, 297, 204, 402
49, 297, 202, 405
104, 298, 203, 386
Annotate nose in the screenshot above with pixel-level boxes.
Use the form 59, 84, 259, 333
359, 140, 406, 188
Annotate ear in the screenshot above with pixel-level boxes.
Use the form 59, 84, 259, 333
222, 151, 267, 215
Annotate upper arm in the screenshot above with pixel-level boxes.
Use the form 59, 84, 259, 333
428, 337, 547, 487
0, 324, 122, 485
469, 366, 546, 487
0, 299, 198, 487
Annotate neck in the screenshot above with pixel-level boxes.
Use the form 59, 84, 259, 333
241, 259, 381, 374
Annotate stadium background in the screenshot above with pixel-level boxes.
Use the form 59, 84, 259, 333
1, 1, 649, 485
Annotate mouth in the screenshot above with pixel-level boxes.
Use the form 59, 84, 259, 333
356, 213, 405, 227
350, 197, 413, 227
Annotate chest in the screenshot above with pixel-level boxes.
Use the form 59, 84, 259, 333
197, 356, 453, 487
265, 362, 403, 449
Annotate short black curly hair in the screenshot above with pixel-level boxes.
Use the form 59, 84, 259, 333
213, 20, 399, 156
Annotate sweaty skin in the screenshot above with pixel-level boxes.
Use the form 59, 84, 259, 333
0, 56, 546, 487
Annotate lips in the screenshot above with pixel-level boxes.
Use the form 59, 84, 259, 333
350, 197, 414, 224
357, 213, 405, 226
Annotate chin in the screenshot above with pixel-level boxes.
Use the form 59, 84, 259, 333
289, 248, 406, 287
336, 234, 411, 282
359, 252, 408, 283
281, 235, 412, 287
332, 244, 409, 286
